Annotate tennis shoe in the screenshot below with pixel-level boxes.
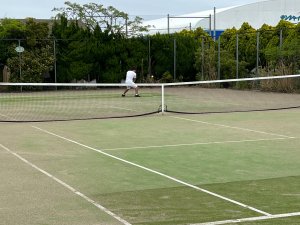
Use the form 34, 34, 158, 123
135, 94, 140, 97
122, 94, 125, 97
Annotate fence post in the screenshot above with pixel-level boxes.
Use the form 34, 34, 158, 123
213, 7, 216, 41
201, 37, 204, 80
18, 39, 22, 79
173, 38, 176, 81
53, 39, 57, 83
256, 31, 260, 76
167, 14, 170, 34
218, 36, 221, 80
279, 29, 283, 49
236, 33, 239, 79
148, 37, 151, 78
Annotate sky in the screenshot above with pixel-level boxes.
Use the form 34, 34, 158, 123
0, 0, 261, 20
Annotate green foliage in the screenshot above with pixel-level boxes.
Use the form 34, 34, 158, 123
237, 23, 256, 71
148, 33, 197, 81
0, 18, 54, 83
194, 39, 217, 80
174, 33, 198, 81
0, 19, 26, 39
7, 44, 54, 83
160, 71, 173, 83
262, 21, 299, 75
0, 19, 26, 63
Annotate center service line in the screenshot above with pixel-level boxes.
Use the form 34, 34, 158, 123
32, 125, 271, 216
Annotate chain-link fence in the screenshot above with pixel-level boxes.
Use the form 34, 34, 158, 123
200, 27, 300, 80
1, 28, 299, 83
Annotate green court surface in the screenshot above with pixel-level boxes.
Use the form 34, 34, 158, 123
0, 110, 300, 225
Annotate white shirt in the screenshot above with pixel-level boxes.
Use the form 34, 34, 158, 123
125, 70, 136, 82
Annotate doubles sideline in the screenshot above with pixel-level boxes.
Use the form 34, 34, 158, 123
0, 143, 132, 225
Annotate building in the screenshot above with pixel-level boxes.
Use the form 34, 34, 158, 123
143, 0, 300, 36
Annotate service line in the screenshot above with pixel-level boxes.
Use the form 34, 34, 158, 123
170, 116, 294, 138
103, 137, 295, 151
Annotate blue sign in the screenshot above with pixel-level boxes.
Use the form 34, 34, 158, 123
281, 15, 300, 22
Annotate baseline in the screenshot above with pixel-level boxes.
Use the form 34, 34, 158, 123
191, 211, 300, 225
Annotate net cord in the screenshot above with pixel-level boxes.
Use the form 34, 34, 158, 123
0, 74, 299, 87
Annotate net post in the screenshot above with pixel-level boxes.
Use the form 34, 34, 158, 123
161, 84, 165, 114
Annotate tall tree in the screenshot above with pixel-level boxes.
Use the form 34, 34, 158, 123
52, 1, 149, 36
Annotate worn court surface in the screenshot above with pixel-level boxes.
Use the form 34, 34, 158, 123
0, 110, 300, 225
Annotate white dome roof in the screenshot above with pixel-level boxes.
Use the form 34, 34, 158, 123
143, 0, 300, 34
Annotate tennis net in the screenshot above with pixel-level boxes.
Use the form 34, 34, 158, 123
0, 83, 162, 122
0, 74, 300, 122
164, 74, 300, 114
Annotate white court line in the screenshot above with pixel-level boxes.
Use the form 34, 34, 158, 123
0, 143, 132, 225
0, 113, 12, 119
191, 211, 300, 225
109, 106, 138, 112
32, 125, 271, 216
103, 137, 295, 151
171, 116, 294, 138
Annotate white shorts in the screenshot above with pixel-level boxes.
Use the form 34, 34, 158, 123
125, 80, 137, 89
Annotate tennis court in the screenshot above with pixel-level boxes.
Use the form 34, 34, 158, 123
0, 78, 300, 225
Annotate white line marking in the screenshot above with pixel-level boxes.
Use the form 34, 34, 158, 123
0, 143, 132, 225
191, 211, 300, 225
0, 113, 12, 119
32, 125, 271, 216
103, 137, 295, 151
171, 116, 294, 138
109, 106, 138, 112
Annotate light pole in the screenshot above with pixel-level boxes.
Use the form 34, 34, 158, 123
15, 40, 24, 79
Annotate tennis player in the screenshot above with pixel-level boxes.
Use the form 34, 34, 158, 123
122, 68, 140, 97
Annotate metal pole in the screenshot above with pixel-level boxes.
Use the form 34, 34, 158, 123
209, 14, 212, 37
279, 29, 283, 48
167, 14, 170, 34
218, 36, 221, 80
279, 29, 283, 66
141, 58, 144, 81
256, 31, 259, 76
125, 18, 128, 37
161, 84, 165, 113
236, 33, 239, 79
53, 39, 57, 83
18, 39, 21, 79
18, 39, 23, 92
214, 7, 216, 41
148, 37, 151, 77
201, 37, 204, 80
174, 38, 176, 81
